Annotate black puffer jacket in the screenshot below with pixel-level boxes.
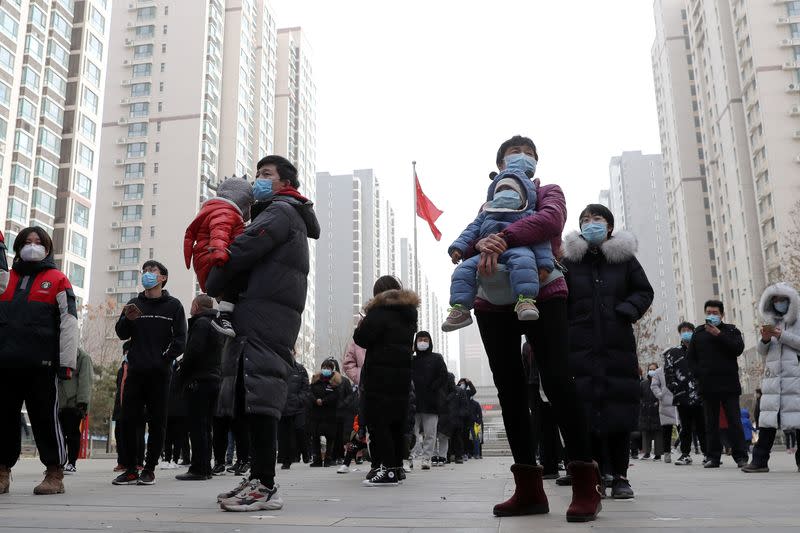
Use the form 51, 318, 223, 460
561, 230, 654, 433
436, 374, 460, 437
353, 289, 419, 422
663, 344, 701, 406
411, 331, 449, 414
639, 377, 660, 432
180, 309, 224, 386
687, 322, 745, 396
282, 360, 310, 416
310, 371, 341, 422
208, 192, 321, 419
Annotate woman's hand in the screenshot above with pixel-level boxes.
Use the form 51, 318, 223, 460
476, 234, 507, 276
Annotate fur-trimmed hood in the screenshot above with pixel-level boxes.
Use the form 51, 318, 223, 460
311, 370, 343, 386
364, 289, 420, 312
759, 282, 799, 326
562, 230, 638, 264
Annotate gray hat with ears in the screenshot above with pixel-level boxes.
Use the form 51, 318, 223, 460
217, 176, 254, 221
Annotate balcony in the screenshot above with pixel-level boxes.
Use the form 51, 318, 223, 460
110, 220, 143, 229
783, 61, 800, 70
120, 95, 150, 105
109, 241, 142, 250
111, 199, 144, 207
780, 38, 800, 47
113, 177, 146, 187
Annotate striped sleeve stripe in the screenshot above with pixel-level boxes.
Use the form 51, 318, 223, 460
56, 287, 79, 369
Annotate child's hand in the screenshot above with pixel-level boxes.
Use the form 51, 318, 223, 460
450, 250, 462, 264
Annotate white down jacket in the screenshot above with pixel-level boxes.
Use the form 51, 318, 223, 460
757, 282, 800, 430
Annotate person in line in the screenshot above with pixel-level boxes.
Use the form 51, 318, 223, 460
309, 360, 341, 467
433, 373, 458, 467
742, 282, 800, 473
161, 365, 190, 470
112, 343, 145, 473
467, 136, 603, 522
327, 358, 356, 466
338, 415, 369, 474
562, 204, 654, 499
410, 331, 449, 470
664, 322, 706, 465
175, 294, 225, 481
0, 227, 78, 495
210, 155, 320, 511
353, 276, 419, 486
687, 299, 749, 468
58, 347, 94, 474
469, 391, 484, 459
640, 363, 663, 461
112, 260, 187, 486
650, 357, 678, 464
456, 378, 478, 463
278, 350, 311, 470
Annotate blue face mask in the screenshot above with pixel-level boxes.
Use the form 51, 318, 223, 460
774, 300, 790, 314
321, 368, 333, 378
581, 222, 608, 246
253, 179, 273, 201
503, 153, 537, 177
680, 331, 693, 343
489, 189, 523, 210
141, 271, 159, 289
705, 314, 721, 327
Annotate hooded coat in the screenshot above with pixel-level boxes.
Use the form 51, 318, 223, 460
561, 230, 654, 433
436, 374, 460, 437
756, 282, 800, 430
639, 377, 661, 432
352, 289, 419, 422
208, 189, 321, 419
650, 366, 678, 426
411, 331, 449, 414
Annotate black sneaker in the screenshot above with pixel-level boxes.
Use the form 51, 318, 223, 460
176, 471, 209, 481
212, 311, 236, 338
112, 470, 140, 485
703, 459, 721, 468
741, 463, 769, 473
674, 454, 692, 465
396, 467, 406, 481
362, 467, 400, 487
233, 461, 250, 476
137, 469, 156, 485
212, 464, 227, 476
355, 457, 364, 465
365, 467, 380, 481
280, 464, 291, 470
611, 477, 634, 499
323, 459, 334, 468
227, 461, 241, 473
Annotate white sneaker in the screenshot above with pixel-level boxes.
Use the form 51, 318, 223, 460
63, 463, 77, 474
336, 465, 349, 474
421, 459, 431, 470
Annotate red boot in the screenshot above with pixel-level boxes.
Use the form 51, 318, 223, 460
493, 463, 549, 517
566, 460, 602, 522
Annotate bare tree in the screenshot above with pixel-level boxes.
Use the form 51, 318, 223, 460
634, 307, 664, 366
776, 200, 800, 289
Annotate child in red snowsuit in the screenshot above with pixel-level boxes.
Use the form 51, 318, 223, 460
184, 177, 253, 336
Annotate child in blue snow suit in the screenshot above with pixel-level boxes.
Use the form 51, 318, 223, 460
442, 153, 554, 332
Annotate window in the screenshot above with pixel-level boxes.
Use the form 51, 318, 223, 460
128, 122, 147, 137
84, 60, 101, 86
7, 198, 27, 224
0, 45, 14, 73
38, 128, 60, 154
0, 10, 19, 39
29, 5, 46, 30
127, 142, 146, 158
137, 7, 156, 20
80, 115, 96, 141
73, 171, 91, 197
123, 184, 144, 201
125, 163, 145, 179
72, 202, 90, 228
790, 2, 800, 17
135, 25, 155, 38
25, 35, 44, 62
0, 81, 9, 106
130, 102, 149, 118
36, 159, 59, 185
156, 121, 161, 132
155, 142, 160, 153
10, 164, 30, 187
42, 99, 64, 126
150, 225, 155, 237
82, 88, 99, 114
14, 131, 34, 156
17, 98, 36, 123
161, 43, 167, 53
68, 263, 85, 289
122, 205, 142, 222
165, 6, 169, 15
151, 205, 157, 216
33, 190, 57, 216
21, 67, 40, 90
0, 117, 8, 142
792, 24, 800, 39
69, 232, 88, 258
78, 144, 94, 170
45, 69, 67, 97
89, 7, 105, 33
153, 162, 159, 174
120, 226, 141, 243
48, 41, 69, 69
134, 44, 153, 59
132, 63, 151, 78
157, 102, 163, 112
51, 12, 71, 40
131, 82, 151, 97
160, 62, 165, 73
163, 25, 168, 35
159, 81, 164, 92
86, 34, 103, 60
117, 271, 138, 288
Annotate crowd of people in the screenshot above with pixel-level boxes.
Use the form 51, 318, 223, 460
2, 138, 799, 525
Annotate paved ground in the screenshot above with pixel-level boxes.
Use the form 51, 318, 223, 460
2, 451, 799, 532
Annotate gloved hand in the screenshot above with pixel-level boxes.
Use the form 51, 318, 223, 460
77, 402, 88, 418
58, 367, 73, 380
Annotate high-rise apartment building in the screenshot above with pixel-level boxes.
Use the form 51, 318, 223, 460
608, 151, 679, 354
651, 0, 718, 323
275, 26, 317, 362
0, 0, 110, 307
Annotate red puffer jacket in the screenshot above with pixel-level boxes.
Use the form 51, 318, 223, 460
184, 199, 245, 291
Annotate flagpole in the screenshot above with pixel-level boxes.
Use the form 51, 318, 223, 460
412, 160, 419, 295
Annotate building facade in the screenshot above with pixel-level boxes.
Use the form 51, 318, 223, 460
0, 0, 111, 307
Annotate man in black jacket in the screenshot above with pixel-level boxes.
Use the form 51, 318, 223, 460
687, 300, 748, 468
175, 294, 224, 481
112, 260, 187, 486
278, 351, 310, 469
410, 332, 449, 470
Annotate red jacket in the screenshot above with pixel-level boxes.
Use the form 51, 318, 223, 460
184, 199, 245, 291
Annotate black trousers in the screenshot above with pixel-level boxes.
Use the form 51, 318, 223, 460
310, 420, 337, 460
590, 431, 630, 478
753, 427, 800, 467
116, 420, 145, 466
703, 394, 748, 463
677, 404, 706, 456
277, 413, 308, 465
476, 299, 591, 466
247, 414, 278, 487
369, 417, 406, 468
120, 370, 170, 471
661, 424, 673, 453
529, 387, 562, 475
164, 416, 189, 463
0, 369, 65, 468
213, 416, 250, 465
186, 380, 218, 476
58, 408, 83, 465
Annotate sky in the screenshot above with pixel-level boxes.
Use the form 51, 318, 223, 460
270, 0, 663, 314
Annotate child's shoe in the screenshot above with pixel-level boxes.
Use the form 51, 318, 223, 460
442, 305, 473, 332
515, 297, 540, 321
212, 311, 237, 338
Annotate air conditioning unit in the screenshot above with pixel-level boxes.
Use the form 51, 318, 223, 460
112, 201, 122, 207
109, 243, 119, 249
117, 137, 128, 144
788, 83, 799, 92
791, 105, 800, 115
796, 155, 800, 163
114, 158, 125, 165
121, 79, 133, 86
123, 59, 130, 65
777, 17, 789, 24
118, 117, 128, 124
794, 130, 800, 139
784, 61, 800, 69
124, 38, 133, 46
111, 222, 120, 228
113, 180, 124, 186
120, 97, 131, 105
782, 39, 793, 46
106, 287, 115, 294
107, 265, 117, 271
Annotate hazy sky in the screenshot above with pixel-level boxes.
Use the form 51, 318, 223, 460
271, 0, 663, 308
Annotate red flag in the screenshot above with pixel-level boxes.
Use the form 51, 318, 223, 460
415, 173, 443, 241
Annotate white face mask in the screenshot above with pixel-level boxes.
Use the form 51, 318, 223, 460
416, 342, 430, 352
20, 243, 47, 262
